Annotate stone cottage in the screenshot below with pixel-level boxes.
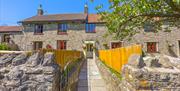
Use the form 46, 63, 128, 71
0, 26, 23, 50
123, 25, 180, 57
17, 4, 113, 59
1, 4, 180, 58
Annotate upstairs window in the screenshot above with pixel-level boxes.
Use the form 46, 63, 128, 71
86, 23, 96, 33
57, 40, 66, 50
35, 24, 43, 34
33, 41, 43, 50
147, 42, 158, 53
144, 23, 155, 32
58, 24, 68, 34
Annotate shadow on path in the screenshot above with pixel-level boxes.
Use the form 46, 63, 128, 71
77, 59, 89, 91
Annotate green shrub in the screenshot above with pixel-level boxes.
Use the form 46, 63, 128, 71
0, 43, 10, 50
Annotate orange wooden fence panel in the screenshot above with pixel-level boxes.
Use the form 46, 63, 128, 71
43, 49, 82, 68
99, 45, 142, 73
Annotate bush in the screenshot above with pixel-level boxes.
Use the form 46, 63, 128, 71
0, 43, 10, 50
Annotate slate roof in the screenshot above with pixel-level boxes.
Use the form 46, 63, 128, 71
0, 26, 22, 33
21, 13, 103, 23
21, 14, 87, 22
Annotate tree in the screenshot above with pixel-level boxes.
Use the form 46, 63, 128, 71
96, 0, 180, 40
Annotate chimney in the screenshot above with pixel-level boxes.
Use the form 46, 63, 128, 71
37, 4, 44, 16
84, 3, 88, 14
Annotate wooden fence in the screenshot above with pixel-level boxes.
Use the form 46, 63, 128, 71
42, 49, 82, 68
99, 45, 142, 73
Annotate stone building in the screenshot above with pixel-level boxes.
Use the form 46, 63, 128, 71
123, 26, 180, 57
0, 26, 23, 50
1, 4, 180, 58
17, 4, 113, 59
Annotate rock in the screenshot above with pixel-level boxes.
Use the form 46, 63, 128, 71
121, 55, 180, 91
0, 85, 8, 91
6, 79, 21, 87
128, 54, 145, 68
26, 52, 43, 67
7, 67, 23, 80
12, 53, 28, 66
24, 67, 43, 74
43, 66, 59, 75
37, 85, 49, 91
0, 54, 16, 67
150, 58, 162, 67
17, 84, 31, 91
42, 52, 55, 66
159, 55, 174, 69
0, 73, 4, 80
0, 67, 10, 74
144, 56, 162, 67
0, 52, 61, 91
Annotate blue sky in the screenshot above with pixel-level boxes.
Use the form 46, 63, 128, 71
0, 0, 110, 26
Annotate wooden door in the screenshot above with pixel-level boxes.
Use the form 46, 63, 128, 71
86, 43, 93, 58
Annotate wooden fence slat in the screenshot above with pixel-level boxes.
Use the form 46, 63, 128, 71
42, 49, 82, 68
99, 45, 142, 73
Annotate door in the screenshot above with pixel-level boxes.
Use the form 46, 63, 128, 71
57, 40, 66, 50
33, 41, 43, 50
179, 41, 180, 56
86, 43, 93, 58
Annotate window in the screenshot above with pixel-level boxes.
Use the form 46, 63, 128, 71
33, 41, 43, 50
144, 23, 154, 32
58, 24, 68, 34
86, 23, 96, 33
57, 40, 66, 50
147, 42, 158, 53
111, 41, 123, 49
2, 34, 10, 43
179, 41, 180, 56
34, 24, 43, 34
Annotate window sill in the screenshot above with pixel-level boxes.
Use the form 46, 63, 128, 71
57, 32, 68, 35
146, 51, 159, 53
85, 32, 96, 33
34, 33, 44, 35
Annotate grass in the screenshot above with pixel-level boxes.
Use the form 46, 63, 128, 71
101, 61, 122, 80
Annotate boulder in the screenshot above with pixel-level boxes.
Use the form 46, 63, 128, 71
42, 52, 55, 66
121, 55, 180, 91
158, 55, 174, 69
0, 52, 61, 91
24, 67, 43, 74
26, 52, 43, 67
144, 56, 162, 67
12, 53, 28, 66
0, 54, 16, 67
128, 54, 145, 68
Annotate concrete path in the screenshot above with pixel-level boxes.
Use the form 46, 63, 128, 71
77, 59, 107, 91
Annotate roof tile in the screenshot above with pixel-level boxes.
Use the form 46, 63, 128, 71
0, 26, 22, 32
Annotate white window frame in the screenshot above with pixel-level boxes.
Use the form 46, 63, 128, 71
146, 42, 159, 53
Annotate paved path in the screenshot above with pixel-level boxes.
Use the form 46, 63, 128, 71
77, 59, 107, 91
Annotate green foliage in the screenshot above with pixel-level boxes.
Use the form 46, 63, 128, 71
96, 0, 180, 40
0, 43, 10, 50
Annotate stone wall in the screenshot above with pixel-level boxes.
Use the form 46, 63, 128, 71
97, 54, 180, 91
121, 54, 180, 91
123, 28, 180, 57
96, 58, 121, 91
10, 22, 180, 57
19, 23, 112, 51
0, 52, 61, 91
